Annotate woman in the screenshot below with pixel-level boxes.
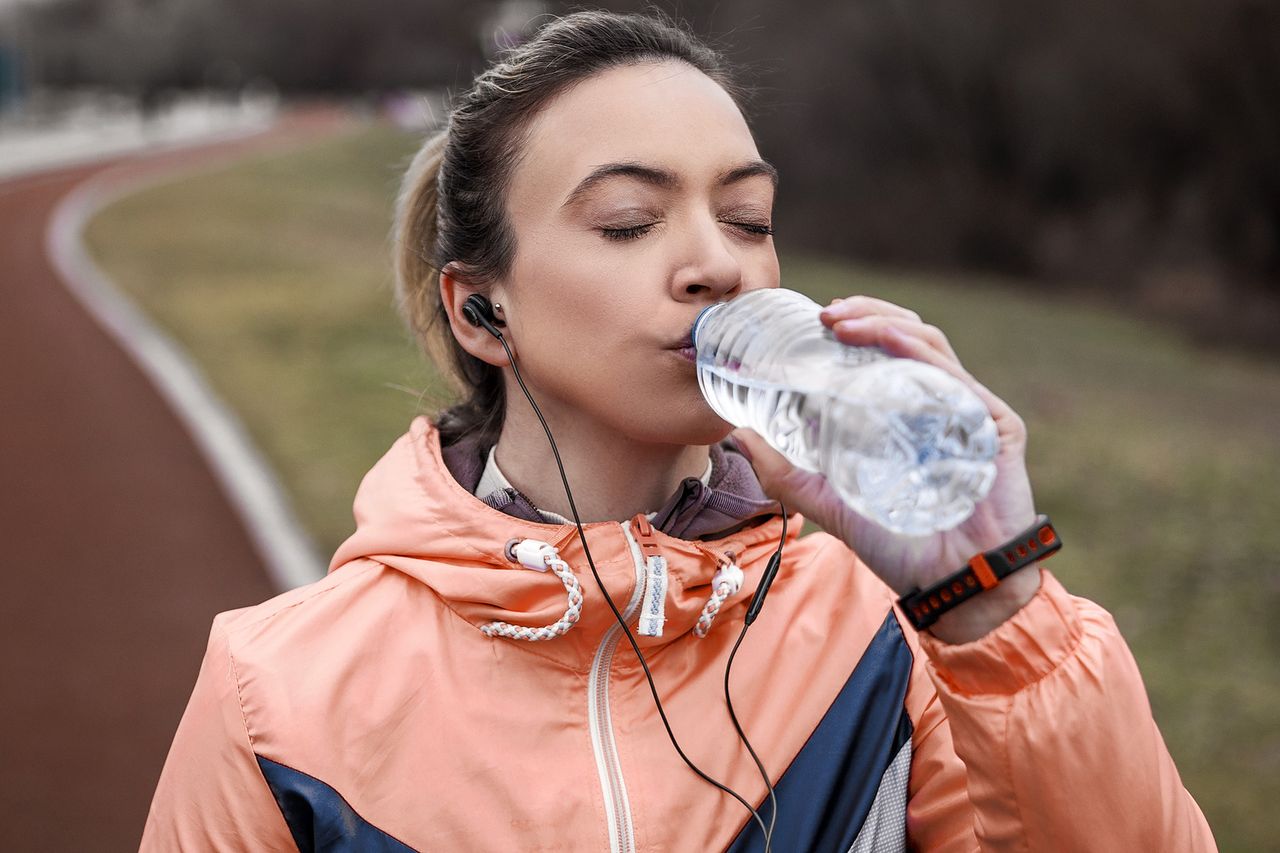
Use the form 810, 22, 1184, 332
142, 11, 1215, 851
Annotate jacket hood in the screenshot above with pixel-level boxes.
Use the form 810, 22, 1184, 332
329, 417, 797, 665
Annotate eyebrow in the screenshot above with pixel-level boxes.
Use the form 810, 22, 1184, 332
561, 159, 779, 208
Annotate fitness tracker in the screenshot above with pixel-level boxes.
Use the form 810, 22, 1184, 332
898, 515, 1062, 632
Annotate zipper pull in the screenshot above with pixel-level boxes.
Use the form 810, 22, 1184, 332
633, 514, 660, 555
632, 515, 668, 638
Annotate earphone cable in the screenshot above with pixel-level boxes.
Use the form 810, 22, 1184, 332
723, 504, 788, 852
493, 332, 771, 843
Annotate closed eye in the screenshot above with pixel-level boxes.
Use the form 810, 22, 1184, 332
726, 221, 774, 237
599, 220, 773, 242
600, 224, 658, 241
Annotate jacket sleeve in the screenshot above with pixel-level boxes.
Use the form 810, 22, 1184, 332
903, 569, 1217, 852
140, 616, 296, 852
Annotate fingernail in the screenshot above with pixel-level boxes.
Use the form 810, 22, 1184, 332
730, 434, 753, 461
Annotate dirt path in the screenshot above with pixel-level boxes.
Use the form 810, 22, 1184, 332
0, 108, 350, 851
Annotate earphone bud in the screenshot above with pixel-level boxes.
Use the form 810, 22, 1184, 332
462, 293, 505, 339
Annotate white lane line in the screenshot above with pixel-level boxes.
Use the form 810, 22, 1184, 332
45, 127, 327, 592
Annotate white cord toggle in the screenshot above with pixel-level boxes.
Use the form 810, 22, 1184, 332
510, 538, 557, 572
694, 560, 744, 639
482, 539, 583, 641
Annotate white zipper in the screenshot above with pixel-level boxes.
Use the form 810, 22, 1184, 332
587, 521, 648, 853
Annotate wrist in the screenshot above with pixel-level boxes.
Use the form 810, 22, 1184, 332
927, 567, 1042, 644
898, 515, 1061, 642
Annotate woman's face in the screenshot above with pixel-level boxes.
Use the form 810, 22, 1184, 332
497, 60, 780, 447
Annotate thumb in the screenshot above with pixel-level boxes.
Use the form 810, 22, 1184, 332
730, 428, 846, 533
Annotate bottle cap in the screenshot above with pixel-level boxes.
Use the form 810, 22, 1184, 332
691, 302, 726, 351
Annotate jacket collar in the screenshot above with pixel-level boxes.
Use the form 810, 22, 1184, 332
440, 430, 780, 541
329, 418, 794, 668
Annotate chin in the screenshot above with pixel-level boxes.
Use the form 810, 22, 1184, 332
624, 400, 735, 448
688, 416, 736, 446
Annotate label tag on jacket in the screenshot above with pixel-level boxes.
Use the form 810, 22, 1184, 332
637, 555, 668, 637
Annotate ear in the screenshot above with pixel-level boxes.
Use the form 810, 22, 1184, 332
439, 264, 512, 368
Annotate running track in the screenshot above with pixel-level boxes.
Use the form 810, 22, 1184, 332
0, 109, 349, 851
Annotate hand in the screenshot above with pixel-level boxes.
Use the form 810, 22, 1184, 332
731, 295, 1041, 643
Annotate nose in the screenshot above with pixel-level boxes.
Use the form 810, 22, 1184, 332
669, 216, 744, 304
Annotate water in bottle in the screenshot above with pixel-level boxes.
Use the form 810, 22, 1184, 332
692, 288, 998, 535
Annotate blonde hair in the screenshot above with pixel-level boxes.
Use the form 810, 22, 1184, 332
393, 9, 745, 447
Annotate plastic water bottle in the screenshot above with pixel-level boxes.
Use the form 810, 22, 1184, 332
692, 288, 998, 535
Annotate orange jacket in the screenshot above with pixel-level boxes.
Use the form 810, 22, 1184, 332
142, 418, 1216, 851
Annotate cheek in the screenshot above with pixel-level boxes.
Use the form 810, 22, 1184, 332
507, 291, 626, 398
511, 256, 650, 364
513, 238, 627, 317
750, 249, 782, 288
502, 238, 733, 442
511, 310, 728, 444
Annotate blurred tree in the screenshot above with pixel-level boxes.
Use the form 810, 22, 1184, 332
18, 0, 489, 93
603, 0, 1280, 344
17, 0, 1280, 344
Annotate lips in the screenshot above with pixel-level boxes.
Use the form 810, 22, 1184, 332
663, 329, 696, 363
664, 333, 695, 364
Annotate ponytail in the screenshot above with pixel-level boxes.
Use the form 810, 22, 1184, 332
393, 127, 506, 448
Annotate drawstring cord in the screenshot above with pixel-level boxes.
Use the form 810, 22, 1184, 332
480, 539, 583, 642
481, 538, 746, 642
691, 543, 745, 639
694, 556, 744, 639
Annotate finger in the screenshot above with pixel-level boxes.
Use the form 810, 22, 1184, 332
729, 427, 795, 495
828, 317, 1018, 427
820, 295, 921, 325
868, 324, 1021, 430
730, 428, 845, 533
830, 315, 960, 362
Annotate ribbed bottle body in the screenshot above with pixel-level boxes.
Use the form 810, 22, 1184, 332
694, 288, 998, 534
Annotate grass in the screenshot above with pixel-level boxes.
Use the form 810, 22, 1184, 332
86, 124, 439, 559
85, 122, 1280, 851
